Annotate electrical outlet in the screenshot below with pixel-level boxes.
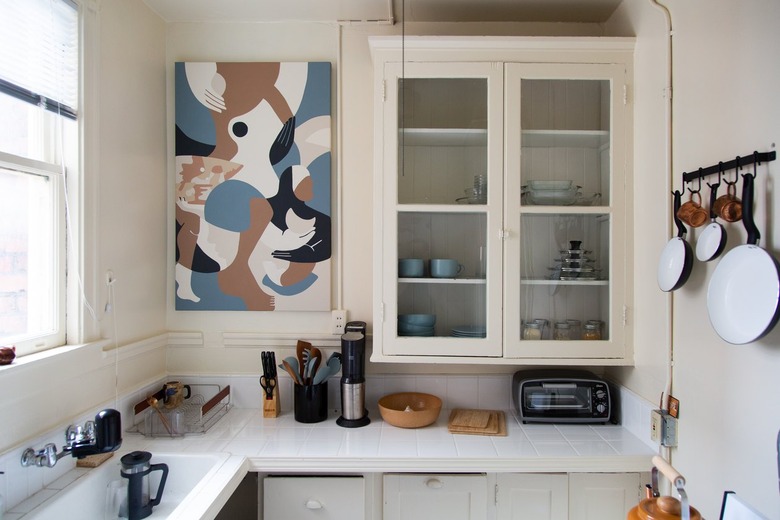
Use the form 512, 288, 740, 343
650, 410, 663, 442
331, 310, 347, 335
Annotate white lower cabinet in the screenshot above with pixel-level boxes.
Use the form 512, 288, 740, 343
495, 474, 568, 520
568, 473, 642, 520
383, 473, 488, 520
495, 473, 642, 520
263, 476, 365, 520
260, 472, 642, 520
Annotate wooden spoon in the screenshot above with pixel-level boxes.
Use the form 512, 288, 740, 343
147, 396, 173, 435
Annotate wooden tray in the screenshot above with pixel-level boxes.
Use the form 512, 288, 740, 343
448, 409, 507, 436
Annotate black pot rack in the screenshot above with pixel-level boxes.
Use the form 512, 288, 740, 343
682, 150, 775, 184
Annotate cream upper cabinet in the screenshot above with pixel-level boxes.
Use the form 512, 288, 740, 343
370, 36, 634, 364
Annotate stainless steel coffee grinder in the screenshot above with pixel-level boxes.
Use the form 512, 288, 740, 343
337, 321, 370, 428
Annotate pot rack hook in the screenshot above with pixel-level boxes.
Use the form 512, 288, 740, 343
708, 162, 723, 189
750, 150, 760, 178
725, 156, 741, 186
686, 169, 702, 194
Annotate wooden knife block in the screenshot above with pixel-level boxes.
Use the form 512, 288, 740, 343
263, 384, 280, 418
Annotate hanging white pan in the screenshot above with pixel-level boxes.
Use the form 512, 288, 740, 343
658, 190, 694, 292
695, 180, 727, 262
707, 173, 780, 344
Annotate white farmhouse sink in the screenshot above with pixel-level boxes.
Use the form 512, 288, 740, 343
23, 451, 246, 520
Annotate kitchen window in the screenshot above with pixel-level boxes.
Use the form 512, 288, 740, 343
0, 0, 79, 355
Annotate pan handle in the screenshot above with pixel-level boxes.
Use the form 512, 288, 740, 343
707, 180, 719, 219
741, 173, 760, 245
672, 190, 688, 239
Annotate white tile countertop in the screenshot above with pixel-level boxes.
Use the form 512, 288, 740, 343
126, 406, 655, 473
6, 407, 654, 519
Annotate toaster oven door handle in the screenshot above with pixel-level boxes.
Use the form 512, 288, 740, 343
540, 382, 577, 389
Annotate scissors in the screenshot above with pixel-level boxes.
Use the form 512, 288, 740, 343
260, 351, 277, 400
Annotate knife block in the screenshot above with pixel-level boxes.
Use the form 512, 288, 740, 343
263, 384, 280, 418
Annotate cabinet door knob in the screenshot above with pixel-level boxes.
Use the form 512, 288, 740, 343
425, 478, 443, 489
305, 499, 323, 509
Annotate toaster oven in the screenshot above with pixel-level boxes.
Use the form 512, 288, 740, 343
512, 369, 613, 424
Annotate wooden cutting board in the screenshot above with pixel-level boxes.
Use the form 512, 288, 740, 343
448, 409, 507, 436
450, 409, 491, 429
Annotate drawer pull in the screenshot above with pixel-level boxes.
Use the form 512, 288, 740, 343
305, 499, 323, 510
425, 478, 443, 489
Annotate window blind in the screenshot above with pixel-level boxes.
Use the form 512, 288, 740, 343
0, 0, 78, 119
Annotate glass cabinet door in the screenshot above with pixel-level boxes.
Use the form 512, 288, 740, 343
504, 63, 629, 358
379, 62, 503, 357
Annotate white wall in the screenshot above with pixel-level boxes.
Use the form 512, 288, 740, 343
0, 0, 168, 454
606, 0, 780, 517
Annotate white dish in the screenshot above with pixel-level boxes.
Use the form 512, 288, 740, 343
527, 180, 573, 190
528, 188, 581, 206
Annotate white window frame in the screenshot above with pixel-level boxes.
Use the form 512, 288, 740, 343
0, 151, 67, 353
0, 0, 100, 356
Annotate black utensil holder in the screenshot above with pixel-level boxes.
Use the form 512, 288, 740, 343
294, 382, 328, 423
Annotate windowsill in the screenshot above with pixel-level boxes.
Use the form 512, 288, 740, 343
0, 338, 112, 375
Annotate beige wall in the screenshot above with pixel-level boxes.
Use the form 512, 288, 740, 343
606, 0, 780, 517
163, 20, 609, 375
0, 0, 168, 453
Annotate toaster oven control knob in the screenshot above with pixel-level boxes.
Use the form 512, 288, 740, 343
596, 403, 606, 414
595, 389, 606, 399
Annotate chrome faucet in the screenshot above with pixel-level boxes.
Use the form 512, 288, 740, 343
21, 409, 122, 468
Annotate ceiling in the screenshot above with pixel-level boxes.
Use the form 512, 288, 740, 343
141, 0, 623, 24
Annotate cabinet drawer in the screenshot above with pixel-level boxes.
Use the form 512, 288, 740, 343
264, 476, 364, 520
384, 473, 487, 520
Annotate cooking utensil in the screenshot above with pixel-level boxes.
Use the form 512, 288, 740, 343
676, 190, 708, 228
695, 181, 727, 262
707, 172, 780, 344
296, 340, 312, 381
713, 180, 743, 222
312, 352, 341, 385
658, 190, 694, 292
147, 396, 173, 435
627, 455, 702, 520
280, 358, 303, 385
306, 347, 322, 384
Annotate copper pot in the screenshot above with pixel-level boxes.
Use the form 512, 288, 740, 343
627, 496, 702, 520
629, 456, 701, 520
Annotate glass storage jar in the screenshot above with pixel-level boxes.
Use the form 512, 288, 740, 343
553, 321, 571, 340
582, 322, 602, 340
522, 322, 543, 340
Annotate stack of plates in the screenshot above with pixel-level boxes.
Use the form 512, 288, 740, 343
450, 325, 487, 338
398, 314, 435, 337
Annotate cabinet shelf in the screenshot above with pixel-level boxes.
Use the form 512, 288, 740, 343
400, 128, 487, 147
521, 129, 609, 149
521, 278, 609, 286
399, 277, 487, 285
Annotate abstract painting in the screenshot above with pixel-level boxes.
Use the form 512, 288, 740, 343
174, 62, 331, 311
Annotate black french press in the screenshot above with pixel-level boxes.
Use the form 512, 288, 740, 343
120, 451, 168, 520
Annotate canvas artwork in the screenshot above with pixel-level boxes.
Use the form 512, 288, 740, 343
174, 62, 332, 311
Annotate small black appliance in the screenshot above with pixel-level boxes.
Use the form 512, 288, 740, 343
337, 321, 370, 428
120, 451, 168, 520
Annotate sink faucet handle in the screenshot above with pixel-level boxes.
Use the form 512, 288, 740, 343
82, 420, 96, 443
65, 424, 80, 444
